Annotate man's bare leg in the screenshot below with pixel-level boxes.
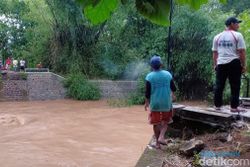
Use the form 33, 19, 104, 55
153, 124, 161, 148
158, 121, 168, 145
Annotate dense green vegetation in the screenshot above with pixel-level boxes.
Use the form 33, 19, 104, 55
64, 73, 101, 100
0, 0, 249, 101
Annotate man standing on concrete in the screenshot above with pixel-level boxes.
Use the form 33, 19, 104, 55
145, 55, 176, 149
212, 17, 247, 112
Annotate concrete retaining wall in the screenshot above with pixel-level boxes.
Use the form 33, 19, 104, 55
0, 72, 137, 101
1, 72, 66, 101
2, 80, 28, 101
92, 80, 137, 99
27, 72, 66, 100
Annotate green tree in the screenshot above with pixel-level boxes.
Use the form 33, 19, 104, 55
18, 0, 52, 67
171, 6, 213, 99
0, 0, 29, 62
41, 0, 105, 75
95, 1, 168, 79
221, 0, 250, 15
238, 10, 250, 71
238, 10, 250, 97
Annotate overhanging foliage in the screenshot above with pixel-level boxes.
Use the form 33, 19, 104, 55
76, 0, 227, 26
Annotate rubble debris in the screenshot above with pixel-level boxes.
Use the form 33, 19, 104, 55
179, 139, 205, 156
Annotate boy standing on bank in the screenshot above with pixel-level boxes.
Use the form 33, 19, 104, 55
145, 55, 176, 149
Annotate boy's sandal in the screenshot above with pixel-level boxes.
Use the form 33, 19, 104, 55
158, 139, 173, 145
168, 119, 173, 124
147, 144, 161, 150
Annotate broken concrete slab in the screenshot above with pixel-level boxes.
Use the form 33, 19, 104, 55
179, 139, 205, 156
173, 104, 250, 127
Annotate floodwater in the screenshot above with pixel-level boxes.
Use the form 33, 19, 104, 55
0, 100, 152, 167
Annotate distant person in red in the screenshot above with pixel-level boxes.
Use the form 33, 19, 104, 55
5, 57, 11, 70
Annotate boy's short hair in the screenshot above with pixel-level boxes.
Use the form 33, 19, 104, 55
150, 55, 162, 70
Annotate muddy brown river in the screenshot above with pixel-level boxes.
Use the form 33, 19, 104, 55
0, 100, 151, 167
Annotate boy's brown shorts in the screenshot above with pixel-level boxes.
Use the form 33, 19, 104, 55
148, 111, 172, 125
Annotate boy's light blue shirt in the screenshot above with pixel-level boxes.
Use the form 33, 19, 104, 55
145, 70, 172, 112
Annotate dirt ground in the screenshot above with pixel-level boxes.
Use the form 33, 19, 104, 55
136, 107, 250, 167
0, 100, 152, 167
